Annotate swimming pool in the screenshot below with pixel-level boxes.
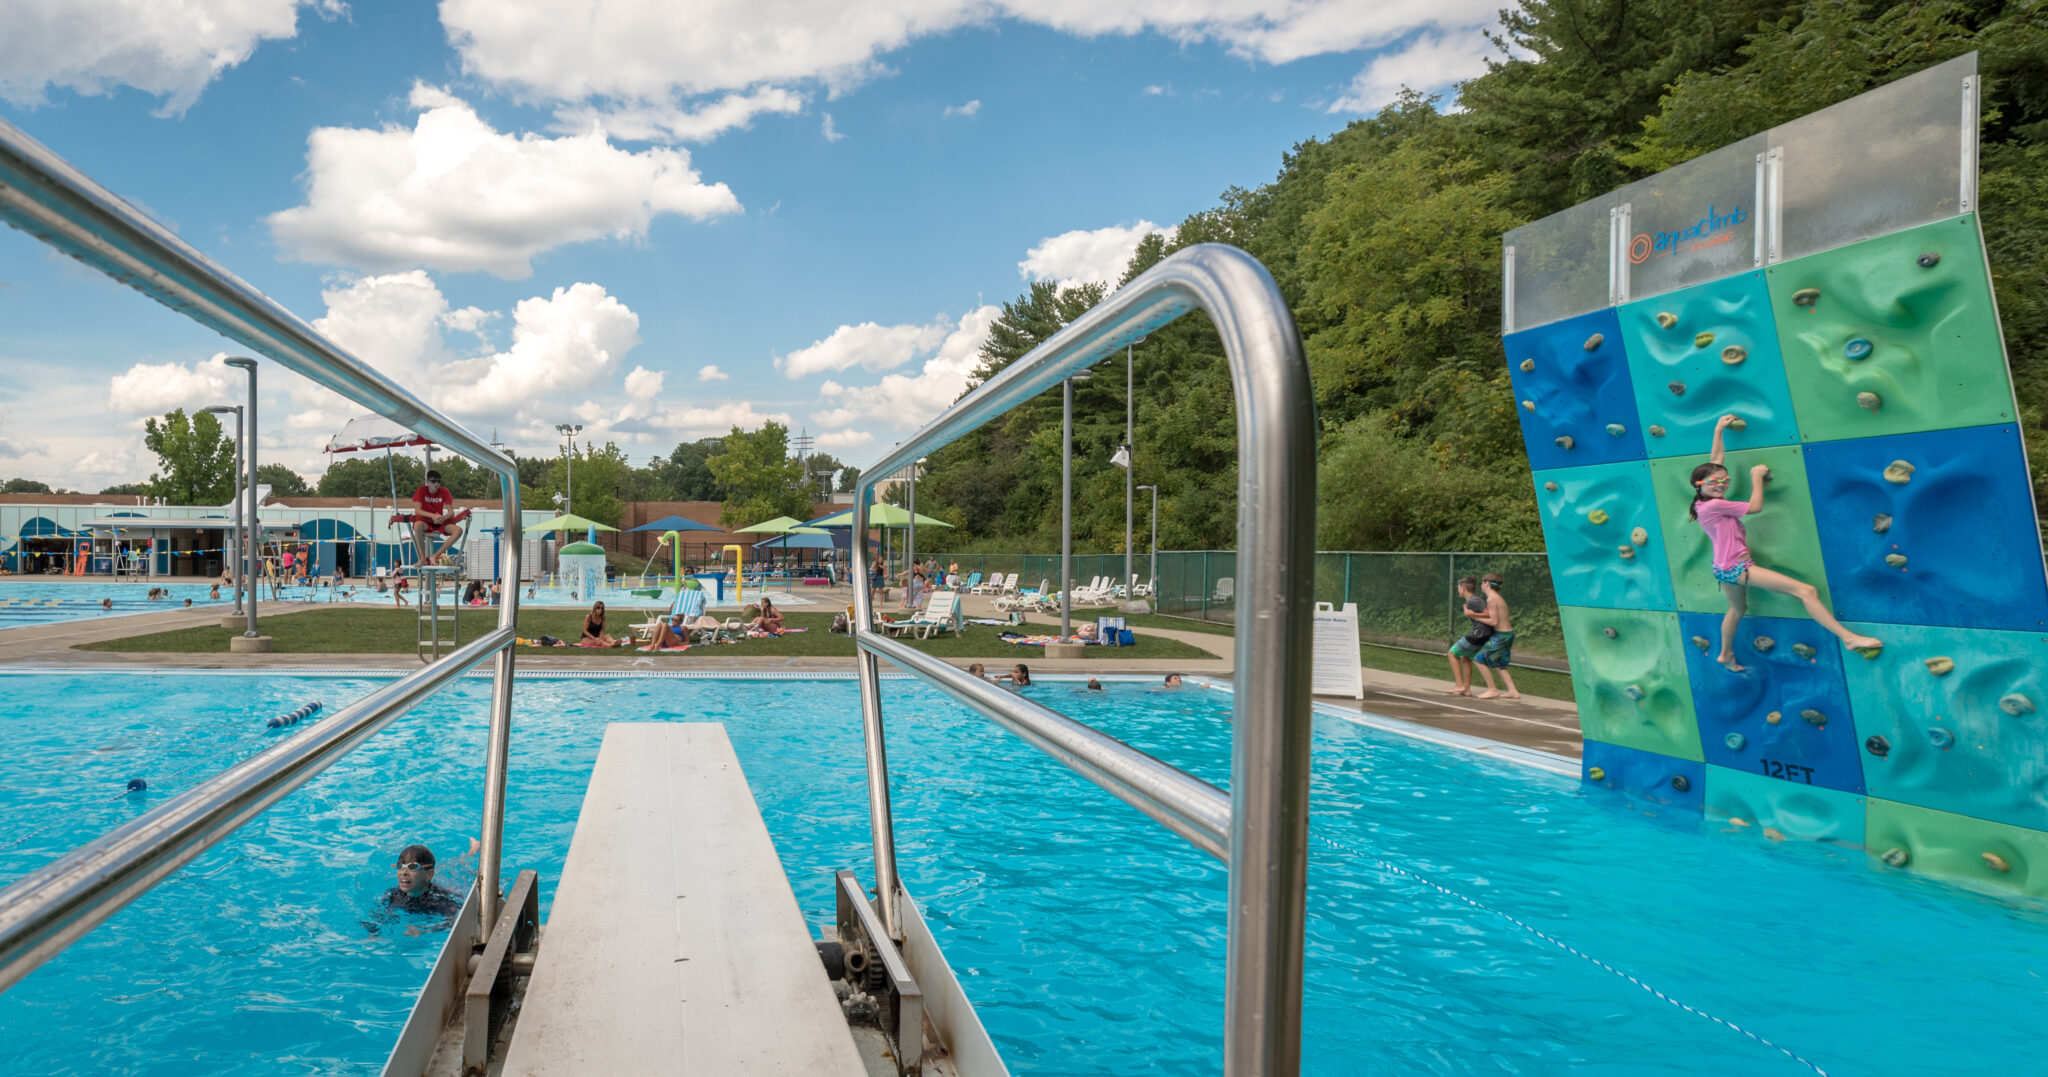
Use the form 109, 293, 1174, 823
0, 581, 229, 626
0, 671, 2042, 1074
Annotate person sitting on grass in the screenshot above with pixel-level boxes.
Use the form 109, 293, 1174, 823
643, 613, 691, 652
995, 663, 1031, 687
581, 601, 616, 647
750, 596, 785, 635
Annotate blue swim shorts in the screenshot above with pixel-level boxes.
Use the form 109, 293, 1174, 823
1711, 560, 1751, 586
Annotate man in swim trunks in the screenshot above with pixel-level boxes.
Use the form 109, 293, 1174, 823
409, 470, 464, 566
366, 843, 462, 935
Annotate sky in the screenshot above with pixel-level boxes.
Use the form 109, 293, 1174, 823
0, 0, 1504, 492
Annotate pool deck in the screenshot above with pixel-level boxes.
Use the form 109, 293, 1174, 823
0, 587, 1584, 759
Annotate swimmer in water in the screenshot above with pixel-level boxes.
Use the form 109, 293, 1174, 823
1086, 677, 1103, 690
365, 843, 464, 936
1163, 673, 1184, 688
100, 598, 112, 612
995, 663, 1031, 687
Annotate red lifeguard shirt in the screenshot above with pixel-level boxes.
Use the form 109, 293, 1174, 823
412, 485, 454, 519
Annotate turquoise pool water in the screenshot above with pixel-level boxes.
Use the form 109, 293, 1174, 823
0, 671, 2044, 1074
0, 582, 228, 626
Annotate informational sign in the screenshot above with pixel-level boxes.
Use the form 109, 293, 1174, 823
1310, 601, 1364, 700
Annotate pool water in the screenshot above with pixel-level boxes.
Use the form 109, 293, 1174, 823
0, 582, 229, 626
0, 672, 2044, 1075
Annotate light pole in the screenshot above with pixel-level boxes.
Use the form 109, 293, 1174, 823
1118, 340, 1140, 598
202, 404, 243, 614
1137, 483, 1158, 598
905, 457, 926, 578
554, 423, 582, 515
1059, 369, 1091, 641
223, 357, 264, 646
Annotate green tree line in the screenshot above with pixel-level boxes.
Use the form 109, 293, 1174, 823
909, 0, 2048, 554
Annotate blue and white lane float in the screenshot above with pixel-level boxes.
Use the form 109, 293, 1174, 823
265, 701, 323, 729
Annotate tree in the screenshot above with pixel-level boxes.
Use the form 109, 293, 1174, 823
649, 438, 727, 501
836, 465, 862, 493
98, 482, 150, 496
538, 441, 632, 527
707, 423, 812, 527
2, 478, 52, 494
256, 464, 311, 497
142, 408, 236, 505
317, 456, 424, 499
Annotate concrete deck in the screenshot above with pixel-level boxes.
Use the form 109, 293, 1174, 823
502, 723, 865, 1076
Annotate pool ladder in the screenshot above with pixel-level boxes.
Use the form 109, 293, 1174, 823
416, 564, 461, 662
848, 243, 1318, 1076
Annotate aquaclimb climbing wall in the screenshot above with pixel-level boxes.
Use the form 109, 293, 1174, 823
1501, 53, 2048, 898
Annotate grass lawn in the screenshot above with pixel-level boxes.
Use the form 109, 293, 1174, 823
78, 608, 1213, 661
1052, 611, 1577, 702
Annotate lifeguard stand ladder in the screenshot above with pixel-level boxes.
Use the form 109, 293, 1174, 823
416, 564, 459, 662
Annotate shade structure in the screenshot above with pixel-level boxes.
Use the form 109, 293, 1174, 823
733, 516, 815, 534
525, 513, 620, 534
810, 505, 952, 529
625, 515, 723, 534
751, 530, 840, 550
323, 414, 434, 454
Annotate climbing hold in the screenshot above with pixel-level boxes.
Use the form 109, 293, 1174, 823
1521, 399, 1535, 411
1655, 312, 1678, 329
1800, 708, 1826, 726
1924, 656, 1955, 676
1669, 381, 1687, 396
1725, 732, 1746, 751
1603, 626, 1618, 639
1617, 545, 1636, 560
2000, 693, 2036, 716
1730, 817, 1752, 828
1918, 252, 1941, 268
1694, 331, 1715, 349
1721, 345, 1747, 366
1692, 635, 1712, 653
1648, 425, 1666, 437
1866, 734, 1890, 758
1884, 460, 1915, 484
1881, 847, 1909, 867
1671, 775, 1690, 792
1766, 711, 1783, 725
1753, 636, 1776, 653
1556, 436, 1575, 450
1858, 391, 1883, 413
1885, 553, 1908, 568
1520, 358, 1535, 372
1855, 642, 1885, 659
1928, 727, 1955, 749
1584, 333, 1604, 351
1624, 684, 1646, 701
1588, 767, 1606, 781
1728, 417, 1747, 431
1984, 852, 2012, 873
1791, 643, 1817, 659
1588, 509, 1609, 524
1762, 827, 1785, 842
1544, 481, 1559, 492
1844, 338, 1873, 360
125, 778, 147, 793
1630, 527, 1649, 546
1606, 423, 1626, 436
1873, 513, 1892, 534
1792, 287, 1821, 308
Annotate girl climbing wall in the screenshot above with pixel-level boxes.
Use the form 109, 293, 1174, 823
1690, 413, 1882, 671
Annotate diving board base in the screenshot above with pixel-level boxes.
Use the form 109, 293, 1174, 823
500, 723, 865, 1075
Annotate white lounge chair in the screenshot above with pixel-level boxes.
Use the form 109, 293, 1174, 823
969, 572, 1003, 595
1212, 577, 1235, 602
893, 591, 962, 639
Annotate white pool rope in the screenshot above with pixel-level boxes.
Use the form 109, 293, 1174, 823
1309, 828, 1830, 1076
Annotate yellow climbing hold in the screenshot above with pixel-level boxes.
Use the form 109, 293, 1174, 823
1655, 312, 1678, 329
1587, 509, 1609, 525
1617, 544, 1636, 560
1763, 828, 1786, 842
1729, 817, 1752, 828
1721, 345, 1747, 365
1728, 417, 1747, 431
1588, 767, 1606, 781
1691, 635, 1712, 653
1544, 481, 1559, 492
1884, 460, 1915, 484
1520, 358, 1535, 372
1694, 331, 1715, 348
1858, 391, 1883, 413
1924, 656, 1955, 675
1886, 553, 1908, 568
2001, 693, 2036, 716
1648, 425, 1666, 437
1584, 333, 1604, 351
1766, 711, 1783, 725
1522, 399, 1535, 410
1792, 287, 1821, 307
1984, 852, 2012, 873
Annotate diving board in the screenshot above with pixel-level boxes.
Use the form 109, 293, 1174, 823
501, 723, 863, 1075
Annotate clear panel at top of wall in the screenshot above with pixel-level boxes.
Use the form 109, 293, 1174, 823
1617, 134, 1766, 301
1771, 52, 1977, 263
1503, 194, 1616, 333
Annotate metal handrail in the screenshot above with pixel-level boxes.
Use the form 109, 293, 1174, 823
0, 117, 526, 985
851, 243, 1315, 1077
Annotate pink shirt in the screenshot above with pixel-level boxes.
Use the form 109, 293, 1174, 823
1695, 499, 1752, 570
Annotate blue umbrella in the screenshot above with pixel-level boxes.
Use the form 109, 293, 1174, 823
627, 515, 723, 533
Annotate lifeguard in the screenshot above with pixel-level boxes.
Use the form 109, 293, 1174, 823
409, 470, 467, 565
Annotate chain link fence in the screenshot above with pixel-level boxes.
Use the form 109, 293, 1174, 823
920, 550, 1566, 671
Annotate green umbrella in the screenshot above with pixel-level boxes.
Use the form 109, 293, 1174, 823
525, 513, 620, 534
733, 516, 811, 534
812, 505, 953, 529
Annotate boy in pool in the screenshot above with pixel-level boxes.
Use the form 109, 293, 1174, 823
1690, 414, 1880, 671
365, 843, 464, 936
1444, 578, 1491, 697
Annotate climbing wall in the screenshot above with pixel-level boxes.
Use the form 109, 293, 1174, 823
1504, 54, 2048, 899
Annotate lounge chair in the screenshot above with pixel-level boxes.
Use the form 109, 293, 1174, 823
961, 571, 984, 592
1212, 577, 1235, 603
892, 591, 961, 639
971, 572, 1007, 595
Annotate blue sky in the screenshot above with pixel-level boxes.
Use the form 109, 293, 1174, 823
0, 0, 1500, 490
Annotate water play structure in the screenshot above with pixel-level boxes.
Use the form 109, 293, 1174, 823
1503, 53, 2048, 896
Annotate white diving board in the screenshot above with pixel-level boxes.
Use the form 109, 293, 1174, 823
502, 723, 865, 1075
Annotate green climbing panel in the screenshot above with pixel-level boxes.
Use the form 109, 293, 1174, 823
1864, 797, 2048, 900
1703, 765, 1865, 845
1770, 216, 2016, 442
1649, 444, 1834, 619
1561, 606, 1703, 761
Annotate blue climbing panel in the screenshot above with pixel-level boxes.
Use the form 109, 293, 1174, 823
1503, 306, 1647, 471
1582, 739, 1705, 813
1678, 612, 1865, 795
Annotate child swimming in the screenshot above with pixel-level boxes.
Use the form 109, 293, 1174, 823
1691, 414, 1881, 671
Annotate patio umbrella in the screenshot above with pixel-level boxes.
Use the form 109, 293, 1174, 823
809, 505, 953, 529
732, 515, 811, 534
626, 515, 722, 533
525, 513, 621, 534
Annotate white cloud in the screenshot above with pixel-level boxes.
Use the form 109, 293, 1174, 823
0, 0, 315, 114
697, 364, 731, 382
106, 351, 239, 415
624, 367, 665, 399
1330, 30, 1495, 113
820, 113, 845, 142
267, 84, 742, 278
1018, 220, 1173, 287
647, 401, 794, 437
943, 99, 981, 118
440, 283, 642, 415
1142, 84, 1168, 96
440, 305, 499, 334
552, 86, 806, 142
0, 407, 43, 459
810, 305, 999, 431
816, 428, 875, 449
777, 318, 949, 379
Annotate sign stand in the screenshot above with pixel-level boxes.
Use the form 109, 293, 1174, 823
1311, 601, 1364, 700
